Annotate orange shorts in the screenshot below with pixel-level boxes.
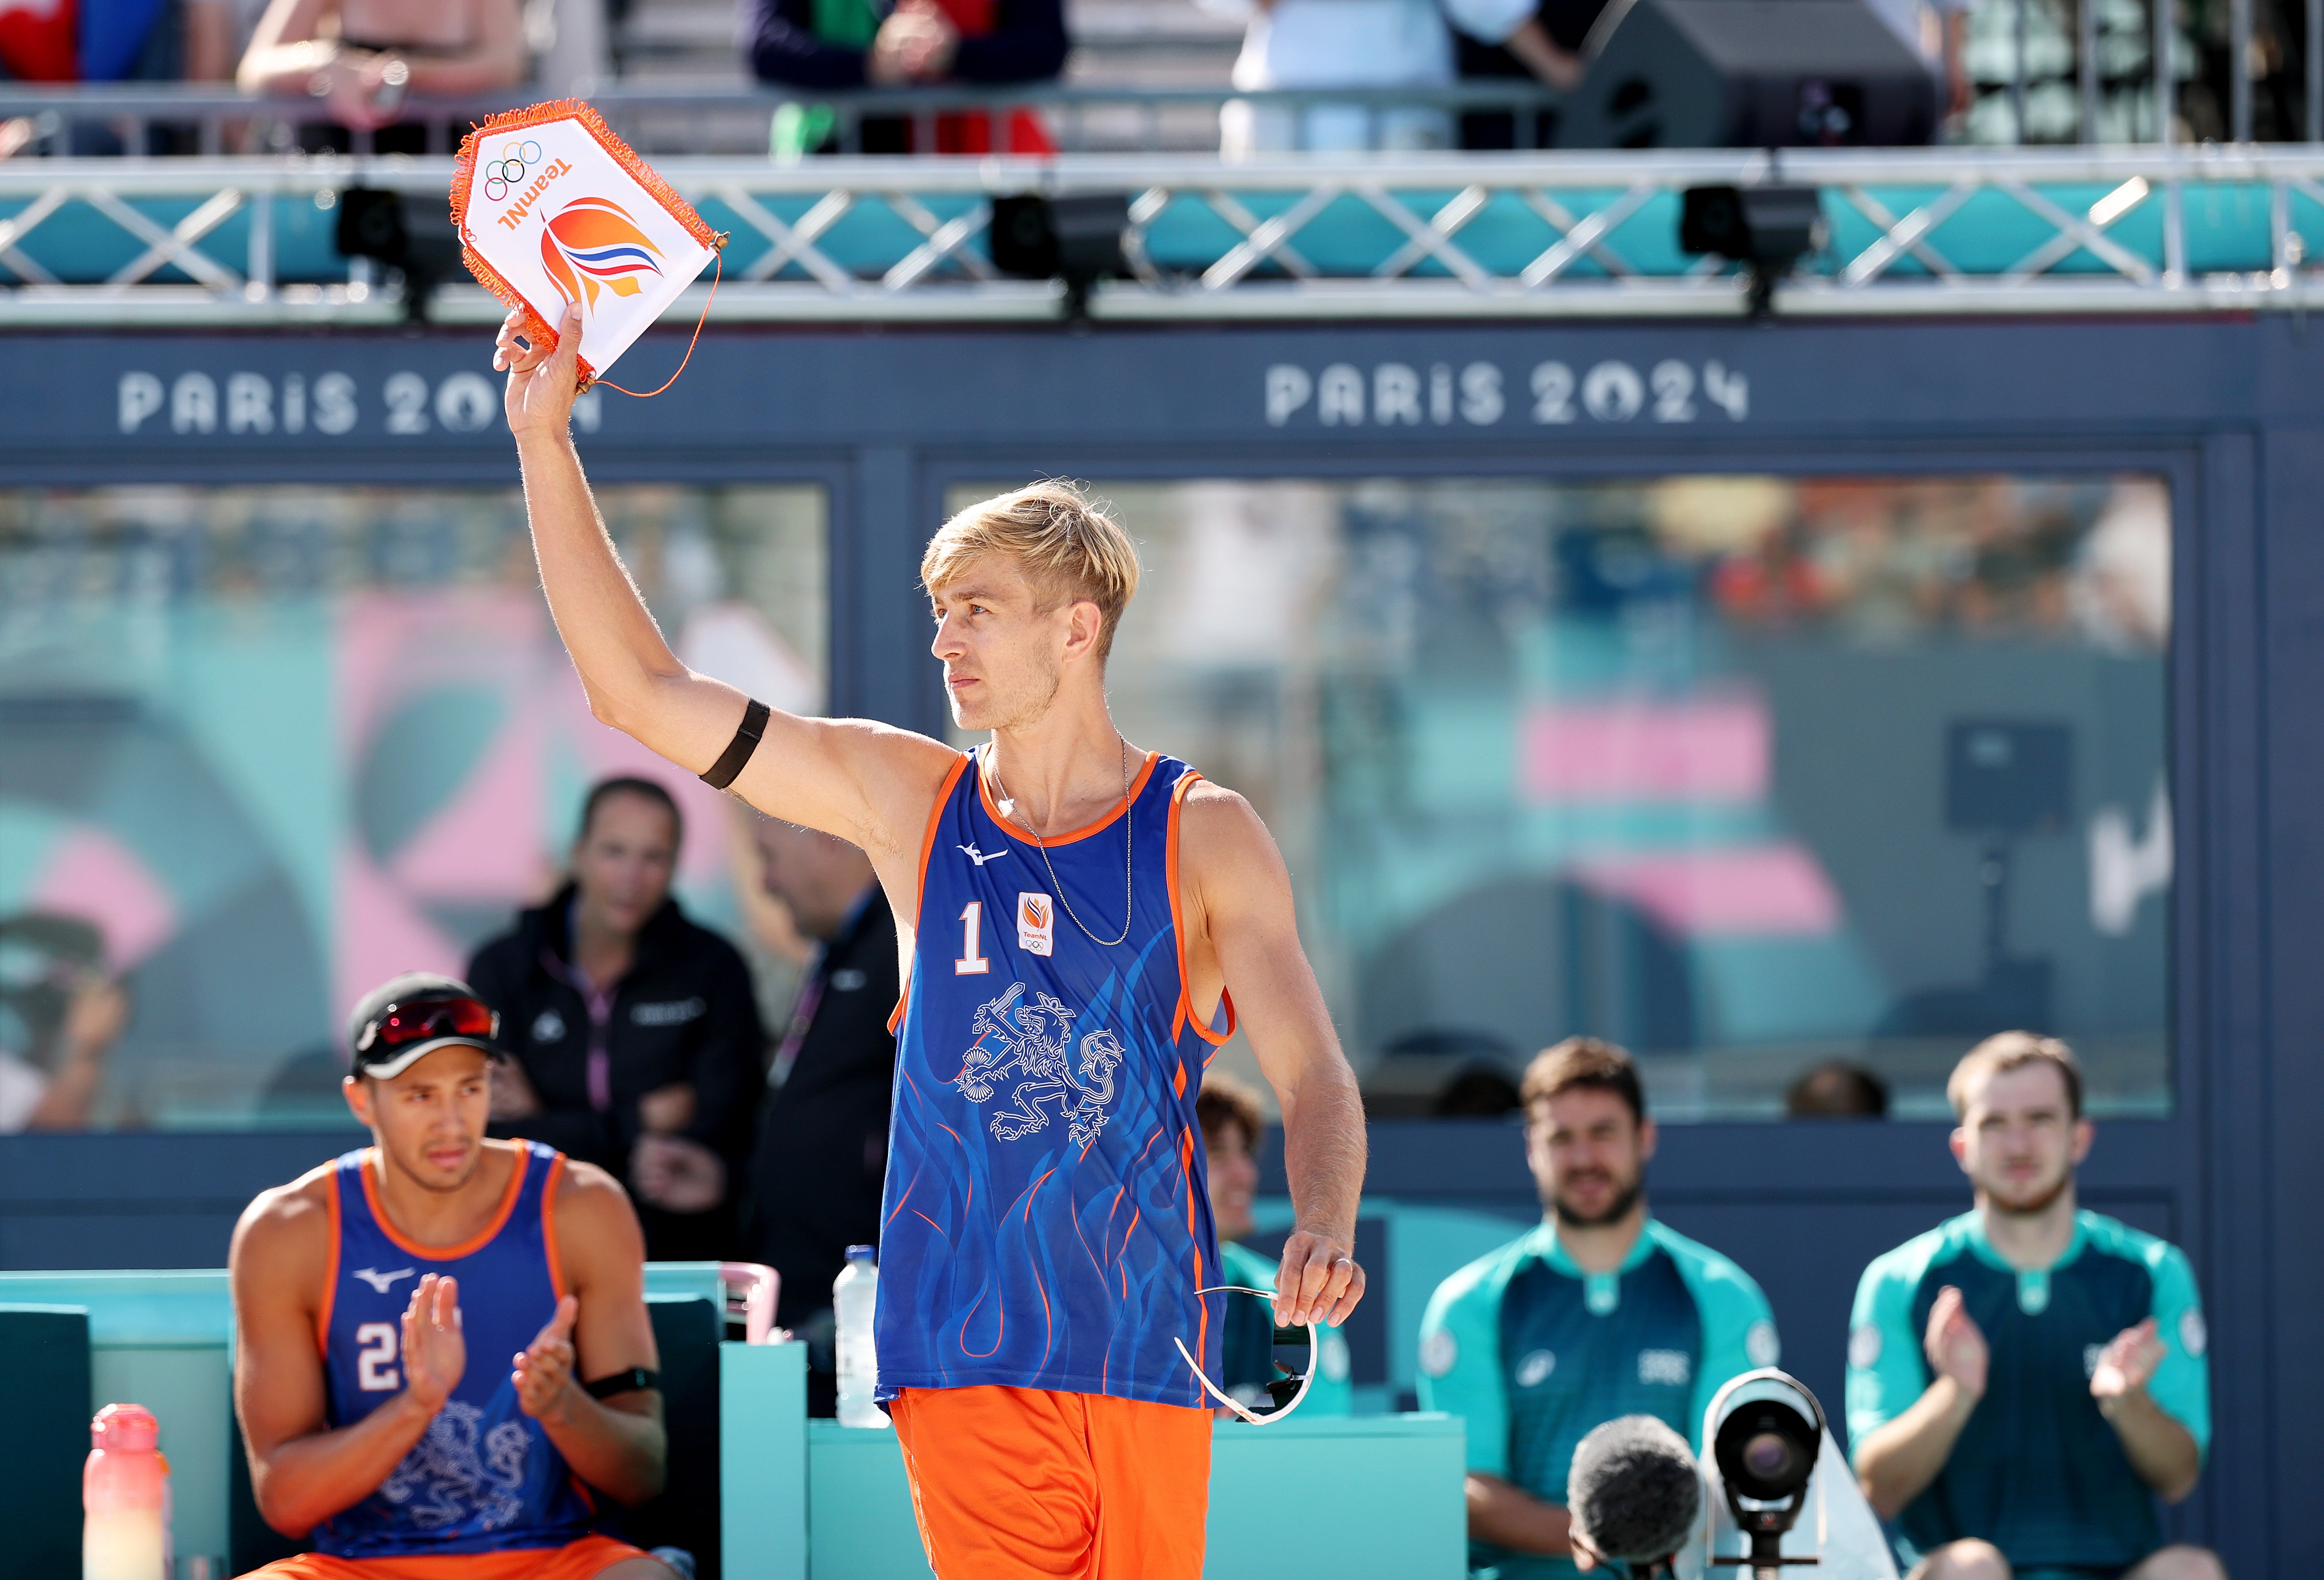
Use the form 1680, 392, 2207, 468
237, 1534, 665, 1580
891, 1386, 1211, 1580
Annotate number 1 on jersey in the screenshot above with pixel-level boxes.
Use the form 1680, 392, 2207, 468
955, 900, 991, 975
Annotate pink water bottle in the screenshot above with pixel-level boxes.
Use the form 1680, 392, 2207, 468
84, 1403, 169, 1580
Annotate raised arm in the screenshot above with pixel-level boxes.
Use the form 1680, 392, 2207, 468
1180, 784, 1366, 1329
494, 305, 955, 862
231, 1183, 468, 1537
510, 1161, 667, 1505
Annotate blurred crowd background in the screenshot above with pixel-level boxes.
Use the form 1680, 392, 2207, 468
0, 0, 2307, 156
0, 469, 2171, 1137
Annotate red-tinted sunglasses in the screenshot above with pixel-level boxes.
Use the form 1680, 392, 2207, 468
355, 994, 500, 1057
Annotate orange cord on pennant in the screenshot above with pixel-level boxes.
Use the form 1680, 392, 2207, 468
588, 249, 723, 399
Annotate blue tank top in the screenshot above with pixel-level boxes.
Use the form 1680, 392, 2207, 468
877, 748, 1234, 1408
316, 1141, 597, 1557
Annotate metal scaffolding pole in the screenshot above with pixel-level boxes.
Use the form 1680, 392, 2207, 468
2156, 0, 2175, 142
2015, 0, 2032, 140
2233, 0, 2254, 139
2082, 0, 2102, 140
2311, 0, 2323, 137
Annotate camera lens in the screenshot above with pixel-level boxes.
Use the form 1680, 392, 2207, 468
1743, 1431, 1796, 1482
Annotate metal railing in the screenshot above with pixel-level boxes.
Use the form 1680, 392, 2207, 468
1, 0, 2317, 159
0, 83, 1569, 160
5, 144, 2324, 323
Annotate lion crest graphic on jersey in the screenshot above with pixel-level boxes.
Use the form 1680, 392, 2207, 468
949, 981, 1123, 1147
539, 195, 665, 313
377, 1400, 531, 1530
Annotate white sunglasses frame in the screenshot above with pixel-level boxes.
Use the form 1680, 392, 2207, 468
1173, 1283, 1318, 1426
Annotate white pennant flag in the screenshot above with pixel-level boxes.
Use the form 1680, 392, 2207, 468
453, 101, 719, 388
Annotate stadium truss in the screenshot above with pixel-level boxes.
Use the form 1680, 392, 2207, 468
6, 144, 2324, 323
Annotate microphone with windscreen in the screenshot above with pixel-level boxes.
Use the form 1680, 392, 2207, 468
1566, 1415, 1705, 1580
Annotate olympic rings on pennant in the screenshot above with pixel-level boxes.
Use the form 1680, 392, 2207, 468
480, 140, 546, 204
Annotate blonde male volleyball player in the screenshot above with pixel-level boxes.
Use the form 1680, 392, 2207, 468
496, 302, 1368, 1579
230, 973, 674, 1579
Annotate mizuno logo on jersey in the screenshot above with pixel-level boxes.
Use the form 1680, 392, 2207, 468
353, 1266, 416, 1293
959, 843, 1009, 865
1017, 892, 1055, 956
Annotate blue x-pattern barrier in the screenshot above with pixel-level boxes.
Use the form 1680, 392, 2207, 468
9, 146, 2324, 322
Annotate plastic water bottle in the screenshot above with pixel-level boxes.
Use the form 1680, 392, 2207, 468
84, 1402, 169, 1580
834, 1244, 887, 1429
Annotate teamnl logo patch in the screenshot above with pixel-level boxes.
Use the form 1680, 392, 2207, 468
539, 196, 666, 314
1017, 892, 1055, 957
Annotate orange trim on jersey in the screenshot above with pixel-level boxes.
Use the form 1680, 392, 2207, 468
1180, 1125, 1209, 1376
1166, 771, 1237, 1048
359, 1143, 530, 1263
541, 1151, 569, 1300
894, 752, 975, 1037
316, 1167, 342, 1359
975, 747, 1160, 847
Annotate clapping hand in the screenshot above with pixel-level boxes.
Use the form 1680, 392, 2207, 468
1923, 1285, 1988, 1401
399, 1274, 466, 1414
868, 0, 959, 84
489, 1058, 542, 1121
513, 1294, 582, 1422
2090, 1317, 2165, 1414
632, 1133, 726, 1213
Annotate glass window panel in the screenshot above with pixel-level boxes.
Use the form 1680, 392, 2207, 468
946, 475, 2170, 1121
0, 484, 825, 1130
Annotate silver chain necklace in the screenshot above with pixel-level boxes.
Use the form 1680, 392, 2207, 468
988, 737, 1135, 948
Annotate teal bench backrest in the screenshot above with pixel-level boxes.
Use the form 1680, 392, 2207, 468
0, 1305, 95, 1577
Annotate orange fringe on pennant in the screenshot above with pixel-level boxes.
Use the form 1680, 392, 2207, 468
450, 98, 724, 391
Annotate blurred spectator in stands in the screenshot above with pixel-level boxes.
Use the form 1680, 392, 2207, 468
1197, 0, 1558, 153
1787, 1061, 1890, 1118
1450, 0, 1604, 149
743, 0, 1064, 156
1436, 1062, 1522, 1117
1866, 0, 1969, 124
1198, 1070, 1352, 1416
733, 816, 895, 1417
0, 0, 228, 155
237, 0, 525, 149
466, 776, 765, 1263
0, 913, 129, 1131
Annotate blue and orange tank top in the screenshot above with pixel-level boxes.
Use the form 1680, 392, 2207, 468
314, 1140, 596, 1557
878, 748, 1234, 1408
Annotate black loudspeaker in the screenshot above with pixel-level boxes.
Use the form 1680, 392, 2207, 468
1557, 0, 1940, 148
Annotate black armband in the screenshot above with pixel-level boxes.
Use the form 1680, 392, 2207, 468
583, 1366, 660, 1399
700, 697, 770, 790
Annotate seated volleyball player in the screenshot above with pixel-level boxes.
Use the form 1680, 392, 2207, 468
1849, 1034, 2220, 1580
229, 973, 674, 1580
495, 305, 1368, 1580
1419, 1038, 1780, 1580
